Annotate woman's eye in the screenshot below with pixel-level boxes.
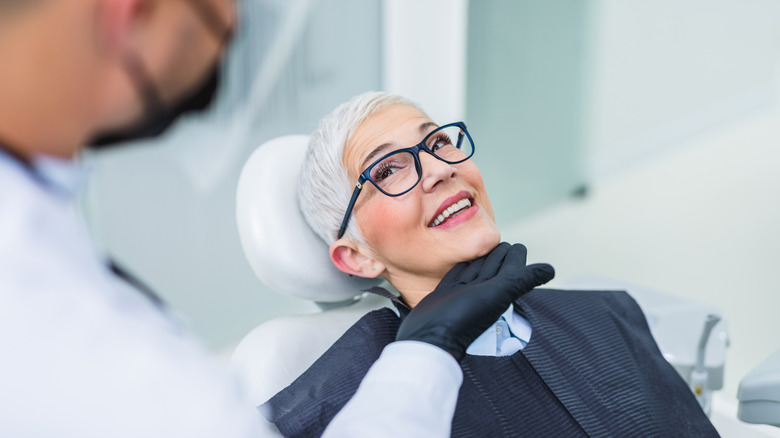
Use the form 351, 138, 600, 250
376, 167, 397, 181
373, 163, 402, 182
430, 135, 452, 152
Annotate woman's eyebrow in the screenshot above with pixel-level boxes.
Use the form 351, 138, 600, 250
362, 143, 393, 169
361, 122, 439, 169
419, 121, 438, 134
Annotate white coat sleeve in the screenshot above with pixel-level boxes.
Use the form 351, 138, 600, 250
322, 340, 463, 438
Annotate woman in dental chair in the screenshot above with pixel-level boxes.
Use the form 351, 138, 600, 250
263, 92, 718, 437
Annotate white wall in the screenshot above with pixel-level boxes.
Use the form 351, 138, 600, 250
382, 0, 468, 123
505, 0, 780, 404
586, 0, 780, 179
507, 99, 780, 400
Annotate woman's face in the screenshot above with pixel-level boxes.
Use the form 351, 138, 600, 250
342, 104, 500, 294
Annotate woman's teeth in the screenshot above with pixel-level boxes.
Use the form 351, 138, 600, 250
431, 198, 472, 227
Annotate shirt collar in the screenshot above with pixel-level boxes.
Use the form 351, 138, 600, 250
0, 146, 89, 199
499, 303, 515, 322
465, 304, 518, 356
30, 154, 90, 198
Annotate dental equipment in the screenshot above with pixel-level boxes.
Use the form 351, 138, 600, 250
739, 349, 780, 428
691, 313, 723, 415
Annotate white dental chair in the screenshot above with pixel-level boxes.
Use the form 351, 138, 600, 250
231, 135, 731, 429
231, 135, 391, 410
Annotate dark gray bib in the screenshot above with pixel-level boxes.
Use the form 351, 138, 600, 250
264, 289, 719, 438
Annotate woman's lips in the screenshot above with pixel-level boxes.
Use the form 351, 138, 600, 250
428, 190, 477, 229
430, 203, 479, 230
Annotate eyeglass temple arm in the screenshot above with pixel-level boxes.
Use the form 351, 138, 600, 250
337, 180, 364, 239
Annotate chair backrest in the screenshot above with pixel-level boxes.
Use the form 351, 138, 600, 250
235, 135, 380, 303
233, 135, 389, 407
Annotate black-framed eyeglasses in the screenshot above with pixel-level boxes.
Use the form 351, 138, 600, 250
337, 122, 475, 239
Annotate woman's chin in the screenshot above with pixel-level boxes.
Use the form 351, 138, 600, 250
459, 228, 502, 260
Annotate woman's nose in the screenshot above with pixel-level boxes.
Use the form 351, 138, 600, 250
418, 152, 457, 192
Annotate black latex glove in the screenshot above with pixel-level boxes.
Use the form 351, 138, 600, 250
395, 242, 554, 361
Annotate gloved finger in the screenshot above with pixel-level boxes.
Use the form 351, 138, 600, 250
496, 243, 528, 274
456, 254, 487, 284
511, 263, 555, 297
439, 260, 469, 286
477, 242, 511, 280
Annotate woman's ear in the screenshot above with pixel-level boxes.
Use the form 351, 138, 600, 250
329, 239, 384, 278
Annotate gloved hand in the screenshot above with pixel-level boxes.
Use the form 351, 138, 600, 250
395, 242, 554, 361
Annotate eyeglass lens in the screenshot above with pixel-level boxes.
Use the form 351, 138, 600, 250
369, 125, 473, 195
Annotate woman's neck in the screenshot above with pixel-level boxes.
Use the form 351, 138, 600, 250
383, 271, 444, 308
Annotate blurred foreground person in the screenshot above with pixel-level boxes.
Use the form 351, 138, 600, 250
0, 2, 543, 437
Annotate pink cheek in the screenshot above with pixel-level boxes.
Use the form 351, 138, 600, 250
357, 198, 417, 245
461, 166, 496, 219
478, 188, 496, 220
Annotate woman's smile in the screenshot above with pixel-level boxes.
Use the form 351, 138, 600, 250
428, 190, 477, 229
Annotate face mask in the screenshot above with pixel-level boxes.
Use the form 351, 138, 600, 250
89, 0, 232, 148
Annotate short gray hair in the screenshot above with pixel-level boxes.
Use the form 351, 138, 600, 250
298, 91, 423, 244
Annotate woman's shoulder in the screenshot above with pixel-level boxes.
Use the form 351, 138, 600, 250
287, 306, 400, 381
329, 307, 402, 352
264, 307, 400, 437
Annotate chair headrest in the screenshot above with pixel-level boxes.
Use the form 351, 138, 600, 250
236, 135, 380, 302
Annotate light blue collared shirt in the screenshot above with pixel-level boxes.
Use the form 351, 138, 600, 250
465, 304, 532, 356
0, 149, 90, 199
32, 154, 90, 197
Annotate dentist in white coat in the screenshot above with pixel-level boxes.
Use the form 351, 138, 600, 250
0, 1, 553, 437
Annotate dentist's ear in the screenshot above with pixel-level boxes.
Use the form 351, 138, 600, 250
329, 239, 384, 278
